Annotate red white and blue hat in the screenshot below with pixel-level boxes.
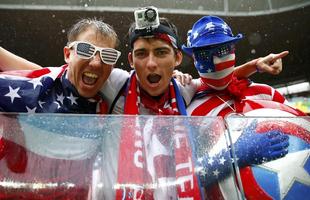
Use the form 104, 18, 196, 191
182, 16, 243, 56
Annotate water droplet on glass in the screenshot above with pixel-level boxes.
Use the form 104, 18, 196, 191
248, 32, 262, 45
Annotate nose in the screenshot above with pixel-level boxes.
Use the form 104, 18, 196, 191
89, 51, 103, 68
146, 53, 158, 71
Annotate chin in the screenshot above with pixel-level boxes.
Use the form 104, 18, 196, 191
79, 90, 96, 98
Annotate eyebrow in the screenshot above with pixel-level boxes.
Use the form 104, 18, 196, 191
154, 47, 171, 51
133, 46, 172, 53
133, 48, 146, 53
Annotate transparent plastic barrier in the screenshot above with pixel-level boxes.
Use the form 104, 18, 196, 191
1, 113, 309, 199
226, 115, 310, 200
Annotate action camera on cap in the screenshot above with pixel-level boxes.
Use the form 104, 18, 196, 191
134, 6, 160, 30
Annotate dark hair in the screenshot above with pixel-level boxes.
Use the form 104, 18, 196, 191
158, 17, 179, 37
67, 18, 119, 48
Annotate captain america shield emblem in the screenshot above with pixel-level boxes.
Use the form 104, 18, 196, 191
231, 99, 310, 200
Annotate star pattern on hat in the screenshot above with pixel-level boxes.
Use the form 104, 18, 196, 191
193, 31, 199, 39
205, 22, 215, 31
221, 23, 230, 35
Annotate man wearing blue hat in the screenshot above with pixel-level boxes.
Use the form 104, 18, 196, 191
184, 15, 292, 116
184, 15, 305, 199
183, 15, 287, 91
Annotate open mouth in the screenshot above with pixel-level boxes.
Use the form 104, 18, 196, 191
147, 74, 161, 84
82, 72, 98, 85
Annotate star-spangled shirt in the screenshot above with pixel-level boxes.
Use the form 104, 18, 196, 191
0, 64, 105, 114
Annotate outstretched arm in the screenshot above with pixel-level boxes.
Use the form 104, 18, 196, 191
234, 51, 289, 78
0, 47, 42, 71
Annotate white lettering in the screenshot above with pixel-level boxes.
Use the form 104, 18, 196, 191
134, 150, 143, 168
134, 140, 142, 148
174, 133, 188, 148
176, 157, 192, 172
177, 175, 194, 191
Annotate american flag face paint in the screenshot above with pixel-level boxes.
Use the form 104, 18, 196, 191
68, 41, 121, 65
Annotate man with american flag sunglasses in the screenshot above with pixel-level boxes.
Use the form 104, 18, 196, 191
0, 18, 122, 199
0, 18, 121, 114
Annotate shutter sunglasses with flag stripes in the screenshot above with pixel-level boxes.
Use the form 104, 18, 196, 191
68, 41, 121, 65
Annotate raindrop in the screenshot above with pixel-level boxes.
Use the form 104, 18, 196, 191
52, 14, 56, 18
84, 3, 88, 7
121, 62, 124, 66
251, 49, 256, 54
286, 40, 290, 44
248, 32, 262, 45
62, 29, 66, 33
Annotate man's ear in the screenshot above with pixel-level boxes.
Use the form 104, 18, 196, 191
174, 50, 183, 68
64, 46, 71, 64
128, 52, 134, 69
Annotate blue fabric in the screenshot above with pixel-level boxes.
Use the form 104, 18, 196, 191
171, 78, 187, 116
0, 68, 98, 114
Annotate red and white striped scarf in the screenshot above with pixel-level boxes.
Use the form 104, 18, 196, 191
116, 73, 202, 199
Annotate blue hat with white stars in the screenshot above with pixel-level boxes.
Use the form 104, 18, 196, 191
182, 16, 243, 56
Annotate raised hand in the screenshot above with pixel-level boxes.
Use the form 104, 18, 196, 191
172, 69, 193, 86
256, 51, 289, 75
235, 120, 289, 167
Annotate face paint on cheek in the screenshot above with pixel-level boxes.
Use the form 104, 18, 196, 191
194, 58, 214, 74
196, 53, 236, 90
